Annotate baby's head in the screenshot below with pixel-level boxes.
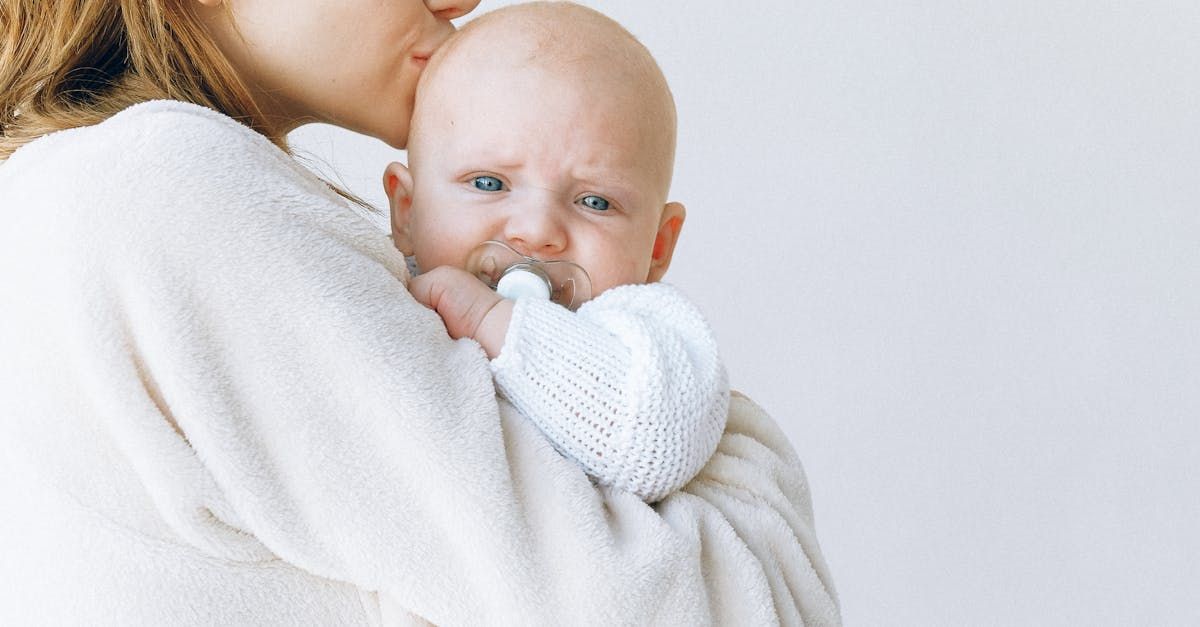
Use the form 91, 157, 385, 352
386, 1, 684, 296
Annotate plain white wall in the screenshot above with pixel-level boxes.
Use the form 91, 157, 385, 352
290, 1, 1200, 624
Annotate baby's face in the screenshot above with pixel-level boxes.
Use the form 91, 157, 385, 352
389, 38, 682, 296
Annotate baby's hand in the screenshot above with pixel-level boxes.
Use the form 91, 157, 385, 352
407, 266, 514, 359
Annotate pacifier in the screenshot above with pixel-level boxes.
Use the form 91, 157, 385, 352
464, 240, 592, 310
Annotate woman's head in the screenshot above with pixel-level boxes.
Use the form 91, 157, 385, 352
195, 0, 479, 147
0, 0, 477, 159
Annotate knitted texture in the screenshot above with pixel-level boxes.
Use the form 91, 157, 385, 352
490, 283, 730, 502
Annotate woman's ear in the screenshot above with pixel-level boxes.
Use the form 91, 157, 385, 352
647, 202, 686, 282
383, 162, 416, 254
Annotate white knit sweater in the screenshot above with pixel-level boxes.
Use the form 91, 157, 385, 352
493, 285, 728, 502
0, 100, 839, 625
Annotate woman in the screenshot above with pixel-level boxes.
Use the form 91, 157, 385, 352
0, 1, 838, 624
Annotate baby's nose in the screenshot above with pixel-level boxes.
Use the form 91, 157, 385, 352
504, 205, 566, 258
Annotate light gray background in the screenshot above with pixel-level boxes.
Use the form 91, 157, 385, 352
290, 1, 1200, 624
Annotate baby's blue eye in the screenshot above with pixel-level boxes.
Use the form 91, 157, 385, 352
472, 176, 504, 192
581, 195, 610, 211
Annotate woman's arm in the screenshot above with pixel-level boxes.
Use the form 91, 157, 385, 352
15, 101, 837, 624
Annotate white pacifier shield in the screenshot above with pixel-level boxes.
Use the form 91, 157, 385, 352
496, 267, 552, 301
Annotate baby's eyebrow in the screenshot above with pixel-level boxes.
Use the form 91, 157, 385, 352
459, 159, 523, 172
572, 169, 642, 196
491, 162, 526, 171
460, 145, 525, 169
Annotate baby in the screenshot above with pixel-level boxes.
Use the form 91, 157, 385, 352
385, 1, 728, 502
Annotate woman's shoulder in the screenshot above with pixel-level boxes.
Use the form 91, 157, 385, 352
106, 101, 323, 185
2, 99, 393, 280
116, 98, 259, 129
108, 99, 265, 140
7, 99, 329, 199
33, 100, 270, 154
7, 99, 350, 222
10, 100, 241, 162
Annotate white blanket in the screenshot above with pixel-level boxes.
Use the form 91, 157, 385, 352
0, 100, 839, 626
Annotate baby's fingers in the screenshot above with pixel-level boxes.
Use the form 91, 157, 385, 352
408, 266, 501, 340
407, 271, 440, 309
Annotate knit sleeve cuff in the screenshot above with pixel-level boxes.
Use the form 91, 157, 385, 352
489, 297, 633, 486
489, 286, 729, 503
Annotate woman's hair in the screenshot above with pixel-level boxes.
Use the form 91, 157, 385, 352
0, 0, 274, 160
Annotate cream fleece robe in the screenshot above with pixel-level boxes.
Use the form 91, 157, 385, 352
0, 100, 839, 626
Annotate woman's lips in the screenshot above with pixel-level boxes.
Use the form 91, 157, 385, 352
412, 55, 430, 69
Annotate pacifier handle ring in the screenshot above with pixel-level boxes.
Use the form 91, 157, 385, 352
464, 240, 592, 310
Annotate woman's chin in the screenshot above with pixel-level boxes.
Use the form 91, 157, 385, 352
372, 117, 411, 149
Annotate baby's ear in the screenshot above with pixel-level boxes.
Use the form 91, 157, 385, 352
647, 202, 686, 282
383, 161, 416, 254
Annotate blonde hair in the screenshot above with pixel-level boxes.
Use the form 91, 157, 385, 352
0, 0, 273, 160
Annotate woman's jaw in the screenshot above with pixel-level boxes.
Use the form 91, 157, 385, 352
193, 0, 475, 146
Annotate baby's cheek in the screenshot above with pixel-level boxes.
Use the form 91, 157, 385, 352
414, 239, 463, 272
594, 261, 649, 294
